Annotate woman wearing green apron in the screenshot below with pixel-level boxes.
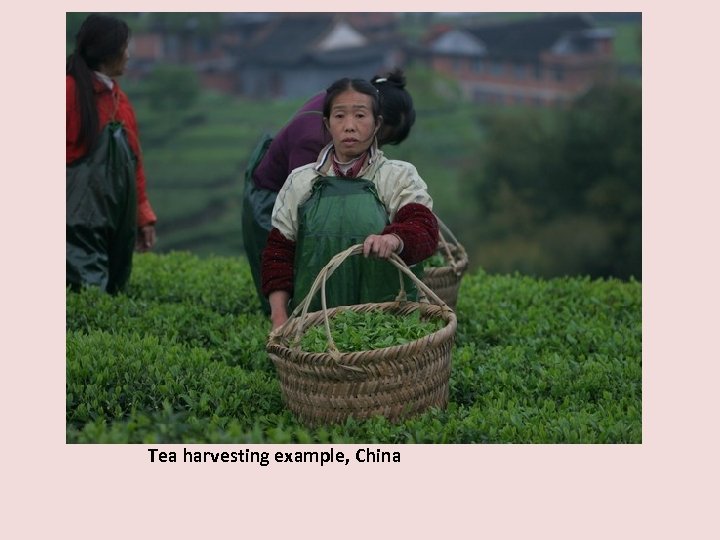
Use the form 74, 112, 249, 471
243, 69, 416, 314
261, 77, 439, 330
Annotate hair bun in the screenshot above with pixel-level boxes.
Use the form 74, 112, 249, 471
373, 68, 406, 89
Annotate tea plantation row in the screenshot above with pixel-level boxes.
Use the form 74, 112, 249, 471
66, 252, 642, 443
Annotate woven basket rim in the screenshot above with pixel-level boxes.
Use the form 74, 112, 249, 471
424, 244, 469, 277
267, 300, 457, 369
424, 261, 468, 278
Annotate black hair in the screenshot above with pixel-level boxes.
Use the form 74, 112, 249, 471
323, 77, 382, 125
371, 69, 416, 146
66, 14, 130, 153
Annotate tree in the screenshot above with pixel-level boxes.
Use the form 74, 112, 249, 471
563, 82, 642, 278
464, 82, 641, 279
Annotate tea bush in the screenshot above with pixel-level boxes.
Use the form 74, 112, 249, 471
66, 252, 641, 443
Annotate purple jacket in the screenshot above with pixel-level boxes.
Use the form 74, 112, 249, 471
252, 93, 330, 192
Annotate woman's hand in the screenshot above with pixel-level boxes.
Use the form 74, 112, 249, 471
362, 234, 402, 259
269, 290, 290, 331
136, 225, 156, 252
271, 312, 288, 331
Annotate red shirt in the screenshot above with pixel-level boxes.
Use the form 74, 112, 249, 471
66, 74, 156, 227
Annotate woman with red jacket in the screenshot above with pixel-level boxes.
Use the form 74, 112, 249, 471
66, 13, 156, 293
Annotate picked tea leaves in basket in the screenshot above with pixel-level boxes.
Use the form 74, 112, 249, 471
266, 244, 457, 426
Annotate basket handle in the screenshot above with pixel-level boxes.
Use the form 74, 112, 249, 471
435, 214, 460, 247
288, 243, 451, 358
434, 214, 463, 272
437, 230, 456, 267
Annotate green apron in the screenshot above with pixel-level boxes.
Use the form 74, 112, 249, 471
241, 111, 324, 314
241, 133, 275, 314
66, 121, 137, 294
292, 176, 422, 312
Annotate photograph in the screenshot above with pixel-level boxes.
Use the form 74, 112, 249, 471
65, 11, 642, 444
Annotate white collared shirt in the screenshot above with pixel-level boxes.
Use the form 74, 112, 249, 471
94, 71, 114, 90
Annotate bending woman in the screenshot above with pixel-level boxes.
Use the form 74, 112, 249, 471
66, 13, 157, 293
261, 77, 438, 330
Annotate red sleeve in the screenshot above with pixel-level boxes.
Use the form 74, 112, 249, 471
261, 228, 296, 297
118, 90, 157, 227
382, 203, 439, 266
66, 76, 81, 164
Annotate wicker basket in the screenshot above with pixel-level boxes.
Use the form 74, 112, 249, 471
267, 244, 457, 426
422, 218, 469, 310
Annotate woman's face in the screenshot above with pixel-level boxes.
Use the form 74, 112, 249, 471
101, 44, 130, 78
325, 89, 380, 162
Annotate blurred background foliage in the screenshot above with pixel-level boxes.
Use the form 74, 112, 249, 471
66, 12, 641, 280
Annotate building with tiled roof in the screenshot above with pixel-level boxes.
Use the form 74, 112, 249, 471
424, 14, 616, 106
237, 13, 405, 98
125, 13, 405, 98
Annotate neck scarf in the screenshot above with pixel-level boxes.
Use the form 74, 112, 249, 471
332, 151, 367, 178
